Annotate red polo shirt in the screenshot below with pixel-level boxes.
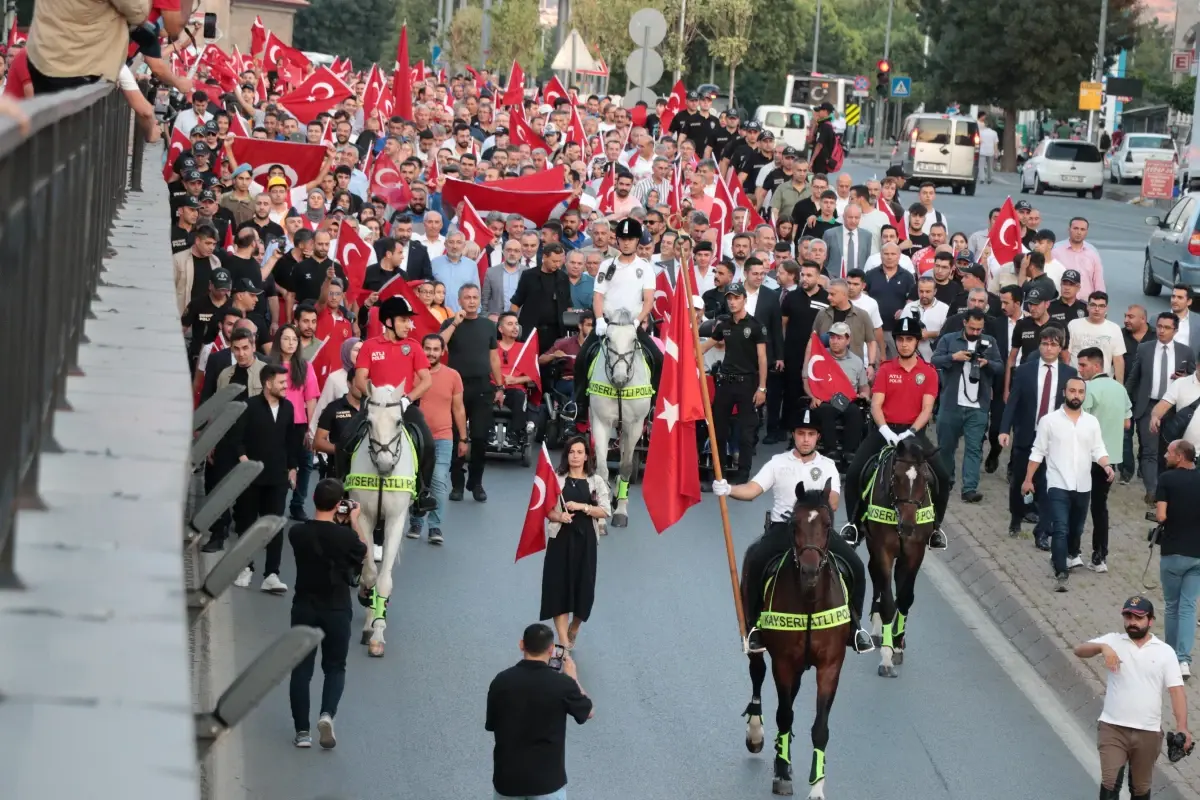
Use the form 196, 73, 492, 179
355, 335, 430, 391
4, 50, 31, 99
875, 358, 938, 425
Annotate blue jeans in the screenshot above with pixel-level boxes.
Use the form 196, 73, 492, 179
1045, 488, 1089, 575
495, 791, 566, 800
290, 444, 313, 516
415, 438, 453, 533
1161, 554, 1200, 664
936, 403, 987, 494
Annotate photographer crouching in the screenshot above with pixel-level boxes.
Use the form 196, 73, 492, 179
1157, 439, 1200, 679
287, 478, 368, 749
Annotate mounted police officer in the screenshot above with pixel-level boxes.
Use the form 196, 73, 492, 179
571, 217, 662, 421
840, 315, 949, 549
713, 409, 875, 656
701, 281, 768, 481
347, 295, 437, 515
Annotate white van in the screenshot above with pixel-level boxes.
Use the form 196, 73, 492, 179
891, 113, 980, 195
754, 105, 813, 156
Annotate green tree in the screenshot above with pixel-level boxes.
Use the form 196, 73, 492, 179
447, 6, 484, 69
918, 0, 1140, 171
698, 0, 755, 104
489, 0, 546, 71
382, 0, 442, 67
294, 0, 397, 67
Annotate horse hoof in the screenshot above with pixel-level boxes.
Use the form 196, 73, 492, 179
877, 664, 898, 678
772, 778, 794, 796
746, 736, 764, 754
360, 631, 372, 646
745, 716, 764, 753
368, 641, 385, 658
893, 650, 904, 666
611, 513, 628, 528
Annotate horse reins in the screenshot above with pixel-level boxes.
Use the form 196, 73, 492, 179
601, 328, 643, 429
365, 397, 406, 522
786, 507, 845, 670
885, 447, 929, 537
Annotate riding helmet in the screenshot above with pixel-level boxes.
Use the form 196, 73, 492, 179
378, 296, 415, 321
894, 315, 923, 340
614, 217, 643, 241
794, 408, 820, 431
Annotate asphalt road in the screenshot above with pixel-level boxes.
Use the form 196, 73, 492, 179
216, 176, 1157, 800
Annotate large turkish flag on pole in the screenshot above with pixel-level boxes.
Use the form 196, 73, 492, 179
394, 25, 414, 120
277, 67, 353, 123
987, 196, 1024, 266
516, 444, 563, 561
643, 263, 704, 532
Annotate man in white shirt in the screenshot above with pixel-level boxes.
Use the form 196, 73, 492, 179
902, 182, 947, 234
1032, 229, 1065, 291
977, 114, 999, 184
173, 90, 213, 139
833, 172, 854, 217
855, 185, 890, 256
414, 211, 446, 259
902, 276, 949, 361
1170, 285, 1194, 349
846, 268, 886, 376
1073, 596, 1189, 799
1023, 375, 1113, 589
1067, 291, 1125, 382
863, 225, 916, 273
1151, 370, 1200, 453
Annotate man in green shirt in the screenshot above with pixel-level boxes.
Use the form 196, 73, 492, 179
1079, 346, 1132, 573
769, 158, 810, 225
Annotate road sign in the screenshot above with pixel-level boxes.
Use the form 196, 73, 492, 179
845, 102, 860, 126
625, 48, 664, 88
628, 8, 667, 48
1142, 159, 1176, 200
1078, 81, 1103, 111
889, 76, 911, 98
1173, 51, 1194, 73
853, 75, 868, 92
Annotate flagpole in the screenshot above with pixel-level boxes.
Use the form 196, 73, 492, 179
677, 253, 747, 641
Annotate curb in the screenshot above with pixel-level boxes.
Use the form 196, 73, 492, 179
941, 516, 1199, 799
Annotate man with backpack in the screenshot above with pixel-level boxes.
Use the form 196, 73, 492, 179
809, 102, 844, 176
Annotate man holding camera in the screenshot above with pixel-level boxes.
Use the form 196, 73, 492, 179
287, 478, 368, 750
486, 622, 594, 800
1074, 596, 1190, 800
1156, 439, 1200, 678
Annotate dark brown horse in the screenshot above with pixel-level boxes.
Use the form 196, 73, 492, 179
742, 480, 849, 798
864, 438, 935, 678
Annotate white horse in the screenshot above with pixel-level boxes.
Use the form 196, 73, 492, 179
587, 310, 653, 530
346, 383, 414, 658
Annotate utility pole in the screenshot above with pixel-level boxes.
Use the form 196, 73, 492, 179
873, 0, 895, 163
1089, 0, 1109, 143
674, 0, 686, 83
811, 0, 822, 74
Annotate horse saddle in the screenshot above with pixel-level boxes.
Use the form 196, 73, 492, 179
761, 551, 855, 602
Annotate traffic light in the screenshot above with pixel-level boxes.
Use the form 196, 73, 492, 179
876, 59, 891, 97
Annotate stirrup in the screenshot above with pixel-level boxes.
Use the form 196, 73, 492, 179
853, 628, 875, 654
561, 400, 578, 422
743, 627, 766, 655
928, 526, 948, 551
840, 522, 860, 546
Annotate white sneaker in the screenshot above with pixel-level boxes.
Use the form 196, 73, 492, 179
260, 574, 288, 594
317, 713, 336, 749
1065, 555, 1085, 570
233, 567, 252, 588
373, 545, 383, 562
1087, 560, 1108, 573
1182, 662, 1192, 681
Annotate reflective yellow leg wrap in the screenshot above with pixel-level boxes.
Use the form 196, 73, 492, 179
371, 589, 388, 621
775, 731, 791, 764
616, 477, 629, 501
809, 748, 825, 785
895, 611, 906, 638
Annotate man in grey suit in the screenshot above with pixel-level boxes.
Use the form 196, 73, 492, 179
821, 203, 872, 278
1125, 311, 1196, 499
481, 238, 527, 319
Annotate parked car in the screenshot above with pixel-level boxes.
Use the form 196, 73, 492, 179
890, 113, 979, 195
1110, 133, 1177, 184
1019, 139, 1104, 199
1143, 191, 1200, 296
754, 104, 813, 156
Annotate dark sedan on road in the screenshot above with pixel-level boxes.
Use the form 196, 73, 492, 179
1144, 191, 1200, 295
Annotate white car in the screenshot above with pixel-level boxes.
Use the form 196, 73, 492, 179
1110, 133, 1177, 184
1020, 139, 1104, 199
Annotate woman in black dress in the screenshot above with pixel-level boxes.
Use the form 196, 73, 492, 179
541, 435, 610, 650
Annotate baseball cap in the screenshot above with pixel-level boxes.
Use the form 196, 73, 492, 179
954, 249, 972, 262
210, 268, 233, 290
1123, 595, 1154, 617
494, 125, 509, 136
267, 176, 289, 189
1025, 287, 1047, 304
725, 282, 747, 297
829, 322, 852, 337
180, 195, 201, 209
760, 130, 775, 141
191, 141, 211, 156
817, 101, 836, 113
686, 90, 699, 101
199, 189, 217, 202
782, 145, 799, 158
1014, 199, 1033, 211
744, 121, 762, 132
959, 263, 986, 281
233, 278, 262, 295
1062, 269, 1082, 285
183, 170, 204, 183
725, 108, 741, 120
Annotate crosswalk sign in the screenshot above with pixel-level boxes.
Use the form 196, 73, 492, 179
890, 76, 911, 98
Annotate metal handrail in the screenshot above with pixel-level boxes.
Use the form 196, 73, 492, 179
0, 84, 131, 585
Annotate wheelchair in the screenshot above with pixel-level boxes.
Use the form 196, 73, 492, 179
483, 395, 538, 467
813, 398, 871, 473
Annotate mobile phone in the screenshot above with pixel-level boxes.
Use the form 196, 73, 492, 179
203, 13, 218, 39
547, 644, 565, 671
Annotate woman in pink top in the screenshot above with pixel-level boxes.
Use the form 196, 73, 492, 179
272, 324, 320, 519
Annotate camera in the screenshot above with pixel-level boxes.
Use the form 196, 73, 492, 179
968, 339, 989, 383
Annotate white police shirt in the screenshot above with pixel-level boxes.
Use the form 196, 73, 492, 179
751, 449, 841, 523
594, 255, 656, 320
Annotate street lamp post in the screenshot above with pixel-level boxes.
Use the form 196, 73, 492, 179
811, 0, 821, 74
873, 0, 895, 163
1089, 0, 1108, 143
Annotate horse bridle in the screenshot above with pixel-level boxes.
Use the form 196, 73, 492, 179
602, 327, 640, 389
786, 508, 834, 576
365, 397, 405, 469
888, 450, 928, 535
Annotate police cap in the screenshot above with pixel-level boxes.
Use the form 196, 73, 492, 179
894, 315, 923, 339
378, 295, 415, 321
724, 282, 747, 297
614, 217, 643, 240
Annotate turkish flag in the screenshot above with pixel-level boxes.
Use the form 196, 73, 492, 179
250, 16, 267, 58
319, 118, 335, 147
311, 319, 354, 392
230, 137, 327, 190
913, 246, 937, 275
457, 198, 495, 281
370, 152, 407, 200
277, 67, 352, 122
988, 196, 1023, 266
652, 269, 673, 322
659, 79, 686, 133
393, 25, 414, 119
805, 333, 856, 403
566, 104, 588, 154
7, 18, 26, 47
163, 126, 191, 181
334, 222, 371, 302
595, 167, 615, 214
263, 31, 310, 70
364, 273, 441, 343
489, 168, 566, 193
501, 62, 525, 107
256, 72, 269, 104
877, 195, 899, 228
725, 168, 767, 230
516, 443, 563, 561
542, 76, 568, 107
227, 112, 250, 138
710, 175, 735, 238
666, 163, 682, 215
439, 178, 572, 226
222, 222, 234, 252
361, 64, 385, 119
509, 109, 548, 151
506, 331, 544, 405
643, 266, 704, 532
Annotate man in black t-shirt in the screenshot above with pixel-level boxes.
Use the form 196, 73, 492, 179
315, 388, 362, 480
291, 231, 346, 306
669, 90, 705, 153
287, 479, 368, 750
182, 268, 233, 369
728, 121, 767, 181
1006, 287, 1069, 395
237, 193, 285, 243
1156, 439, 1200, 672
1048, 269, 1088, 327
709, 110, 741, 165
808, 102, 839, 175
170, 169, 206, 218
782, 262, 830, 424
171, 197, 200, 254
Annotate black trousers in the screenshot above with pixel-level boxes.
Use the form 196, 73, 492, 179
1090, 462, 1112, 560
743, 521, 866, 632
452, 376, 494, 490
1007, 444, 1047, 528
766, 369, 786, 435
813, 402, 864, 455
204, 458, 235, 543
502, 388, 529, 442
28, 62, 99, 96
289, 600, 352, 732
712, 376, 758, 479
843, 426, 951, 527
233, 483, 288, 577
987, 376, 1007, 456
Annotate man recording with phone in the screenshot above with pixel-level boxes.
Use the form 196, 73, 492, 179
287, 478, 368, 750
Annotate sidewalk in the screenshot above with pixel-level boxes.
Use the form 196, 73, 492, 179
938, 442, 1200, 798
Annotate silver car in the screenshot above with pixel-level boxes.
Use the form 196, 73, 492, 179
1112, 133, 1177, 184
1143, 191, 1200, 295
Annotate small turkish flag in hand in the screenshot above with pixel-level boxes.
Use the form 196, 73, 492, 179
516, 444, 563, 561
987, 196, 1024, 266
